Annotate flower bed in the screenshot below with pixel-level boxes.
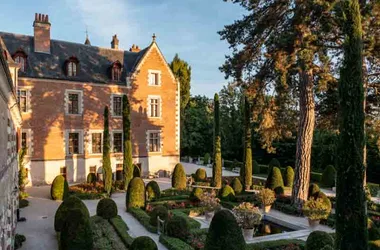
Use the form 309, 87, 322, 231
69, 183, 107, 200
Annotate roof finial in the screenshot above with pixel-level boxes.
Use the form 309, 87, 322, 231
152, 33, 156, 42
84, 27, 91, 45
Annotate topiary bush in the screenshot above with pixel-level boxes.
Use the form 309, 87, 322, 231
190, 187, 204, 202
204, 153, 211, 165
60, 208, 93, 250
369, 240, 380, 250
86, 173, 97, 185
51, 175, 69, 200
205, 209, 246, 250
54, 195, 90, 232
320, 246, 334, 250
172, 163, 187, 190
126, 177, 145, 209
268, 158, 281, 169
321, 165, 336, 188
130, 236, 158, 250
231, 177, 243, 195
265, 167, 284, 190
219, 185, 235, 201
274, 186, 284, 196
253, 160, 260, 175
133, 165, 141, 178
96, 198, 118, 219
305, 231, 334, 250
146, 181, 161, 201
284, 166, 294, 187
368, 218, 380, 241
149, 205, 169, 227
308, 183, 320, 199
195, 168, 207, 182
166, 215, 190, 241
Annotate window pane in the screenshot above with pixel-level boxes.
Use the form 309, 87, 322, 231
18, 90, 27, 112
69, 133, 79, 154
68, 62, 73, 76
68, 93, 79, 114
113, 133, 122, 153
92, 133, 102, 153
21, 132, 27, 150
113, 96, 122, 116
149, 132, 160, 152
150, 99, 159, 117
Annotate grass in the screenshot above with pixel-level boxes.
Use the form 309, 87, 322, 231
109, 215, 134, 247
90, 215, 128, 250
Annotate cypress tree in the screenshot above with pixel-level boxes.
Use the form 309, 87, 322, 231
243, 95, 252, 190
335, 1, 368, 249
103, 106, 112, 196
212, 93, 222, 188
122, 95, 133, 191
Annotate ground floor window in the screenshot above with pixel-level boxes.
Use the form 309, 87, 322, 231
148, 131, 160, 152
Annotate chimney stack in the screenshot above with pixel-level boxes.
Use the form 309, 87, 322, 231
111, 35, 119, 49
129, 44, 141, 52
33, 13, 51, 54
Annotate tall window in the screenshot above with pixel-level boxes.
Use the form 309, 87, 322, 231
17, 90, 28, 112
149, 132, 160, 152
113, 96, 122, 116
15, 56, 26, 72
112, 65, 121, 81
67, 61, 77, 76
149, 72, 160, 86
68, 93, 79, 114
21, 132, 27, 149
149, 98, 160, 117
113, 133, 122, 153
91, 133, 102, 154
68, 133, 79, 154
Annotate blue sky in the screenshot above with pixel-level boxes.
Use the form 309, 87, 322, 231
0, 0, 245, 97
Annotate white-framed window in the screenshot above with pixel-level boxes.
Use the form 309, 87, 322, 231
148, 70, 161, 86
148, 95, 161, 118
17, 89, 30, 113
65, 130, 84, 155
91, 132, 102, 154
112, 132, 123, 153
148, 130, 161, 152
111, 94, 123, 117
67, 61, 77, 77
65, 90, 83, 115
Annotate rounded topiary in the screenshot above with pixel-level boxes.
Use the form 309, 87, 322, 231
54, 195, 90, 232
308, 183, 320, 199
133, 165, 141, 178
149, 205, 168, 227
130, 236, 158, 250
204, 153, 211, 165
86, 173, 97, 184
231, 178, 243, 195
265, 167, 284, 190
284, 166, 294, 187
253, 160, 260, 175
219, 185, 235, 201
368, 218, 380, 241
205, 209, 246, 250
51, 175, 69, 200
305, 231, 334, 250
96, 198, 118, 219
322, 165, 336, 188
172, 163, 186, 190
146, 181, 161, 201
190, 187, 204, 202
166, 215, 190, 241
274, 186, 284, 196
126, 177, 145, 209
268, 158, 281, 169
195, 168, 207, 182
60, 208, 93, 250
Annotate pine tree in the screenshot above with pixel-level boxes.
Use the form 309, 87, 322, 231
122, 95, 133, 191
243, 95, 252, 190
102, 106, 112, 196
212, 93, 222, 188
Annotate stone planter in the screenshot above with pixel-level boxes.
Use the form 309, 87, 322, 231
308, 218, 320, 229
205, 211, 214, 221
242, 228, 255, 241
263, 205, 272, 214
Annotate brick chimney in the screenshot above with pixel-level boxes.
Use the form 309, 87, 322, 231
129, 44, 141, 52
33, 13, 51, 54
111, 35, 119, 49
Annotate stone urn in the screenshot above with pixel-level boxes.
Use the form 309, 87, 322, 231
308, 218, 320, 229
242, 228, 255, 241
205, 211, 214, 221
263, 205, 272, 214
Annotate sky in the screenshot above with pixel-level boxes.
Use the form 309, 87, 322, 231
0, 0, 245, 97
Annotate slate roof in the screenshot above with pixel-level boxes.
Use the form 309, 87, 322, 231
0, 32, 150, 84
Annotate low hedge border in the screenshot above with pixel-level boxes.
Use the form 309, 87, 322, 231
156, 195, 190, 201
173, 207, 207, 216
246, 239, 306, 250
220, 200, 240, 210
159, 234, 194, 250
171, 210, 201, 230
109, 215, 134, 247
128, 208, 157, 233
71, 192, 106, 200
148, 199, 189, 207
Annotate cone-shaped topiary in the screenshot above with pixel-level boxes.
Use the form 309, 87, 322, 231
172, 163, 186, 190
190, 187, 204, 202
305, 231, 334, 250
86, 173, 97, 185
166, 215, 190, 241
130, 236, 158, 250
322, 165, 336, 188
268, 158, 281, 169
149, 205, 168, 226
133, 164, 141, 178
55, 195, 90, 232
60, 208, 93, 250
253, 160, 260, 175
204, 153, 211, 165
265, 167, 284, 190
212, 93, 222, 188
219, 185, 235, 201
195, 168, 207, 182
308, 183, 320, 199
231, 178, 243, 195
51, 175, 69, 200
96, 198, 118, 219
103, 106, 112, 196
126, 177, 145, 209
284, 166, 294, 188
146, 181, 160, 201
205, 209, 246, 250
122, 95, 134, 191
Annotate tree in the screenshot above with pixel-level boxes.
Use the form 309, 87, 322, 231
335, 1, 368, 249
103, 106, 112, 196
242, 95, 252, 190
212, 93, 222, 188
122, 95, 133, 191
18, 147, 28, 196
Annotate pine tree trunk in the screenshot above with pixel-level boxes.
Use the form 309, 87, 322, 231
291, 69, 315, 208
243, 96, 252, 190
335, 1, 368, 249
123, 95, 133, 191
212, 94, 222, 188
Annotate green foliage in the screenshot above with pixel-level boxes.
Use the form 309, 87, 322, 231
166, 215, 190, 241
170, 210, 201, 230
159, 234, 194, 250
14, 234, 26, 250
86, 173, 97, 185
284, 166, 294, 187
190, 187, 204, 202
172, 163, 187, 190
96, 198, 118, 219
369, 240, 380, 250
126, 177, 145, 209
219, 185, 235, 201
109, 215, 134, 247
246, 239, 305, 250
103, 106, 112, 196
231, 177, 243, 195
308, 184, 320, 199
205, 209, 246, 250
19, 199, 29, 208
305, 231, 334, 250
310, 172, 322, 183
51, 175, 69, 201
368, 218, 380, 241
213, 93, 222, 188
123, 95, 134, 191
149, 205, 168, 227
195, 168, 207, 182
268, 158, 281, 169
274, 186, 284, 196
253, 160, 260, 175
130, 236, 158, 250
91, 216, 128, 249
204, 153, 211, 164
133, 164, 141, 178
265, 167, 284, 190
128, 208, 157, 233
146, 181, 161, 201
321, 165, 336, 188
18, 147, 28, 195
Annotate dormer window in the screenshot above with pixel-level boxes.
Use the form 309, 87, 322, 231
13, 51, 27, 72
111, 61, 122, 81
65, 57, 79, 77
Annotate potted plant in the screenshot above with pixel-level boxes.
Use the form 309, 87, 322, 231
258, 188, 276, 213
200, 191, 221, 221
302, 198, 330, 228
232, 202, 262, 241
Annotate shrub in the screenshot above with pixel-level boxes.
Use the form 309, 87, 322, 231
146, 181, 160, 201
190, 187, 204, 202
219, 185, 235, 201
14, 234, 26, 249
284, 166, 294, 187
204, 153, 211, 165
308, 184, 320, 199
130, 236, 158, 250
369, 240, 380, 250
195, 168, 207, 182
126, 177, 145, 209
60, 208, 93, 250
269, 158, 281, 169
109, 216, 134, 247
159, 234, 194, 250
166, 215, 190, 241
19, 199, 29, 208
51, 175, 69, 200
321, 165, 336, 188
96, 198, 118, 219
310, 172, 322, 183
128, 208, 157, 233
258, 188, 276, 206
86, 173, 97, 184
231, 177, 243, 195
172, 163, 187, 190
253, 160, 260, 175
305, 231, 334, 250
302, 198, 330, 221
205, 209, 246, 250
265, 167, 284, 190
54, 196, 89, 232
133, 165, 141, 178
274, 186, 285, 196
149, 205, 168, 227
320, 246, 334, 250
368, 218, 380, 241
